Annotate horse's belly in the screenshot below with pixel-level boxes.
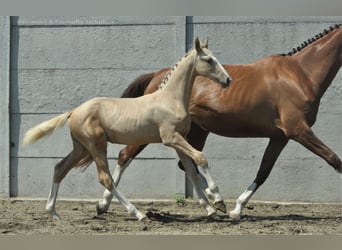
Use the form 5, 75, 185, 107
193, 112, 282, 138
106, 125, 162, 145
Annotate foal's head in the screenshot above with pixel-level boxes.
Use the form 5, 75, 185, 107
193, 37, 232, 88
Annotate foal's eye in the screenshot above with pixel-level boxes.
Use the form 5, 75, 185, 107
205, 58, 214, 65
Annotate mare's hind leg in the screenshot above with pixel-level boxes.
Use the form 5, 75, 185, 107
291, 122, 342, 173
46, 140, 89, 220
229, 137, 288, 219
97, 144, 147, 215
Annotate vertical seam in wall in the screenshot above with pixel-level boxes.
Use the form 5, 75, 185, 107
174, 16, 187, 197
184, 16, 195, 197
0, 16, 11, 196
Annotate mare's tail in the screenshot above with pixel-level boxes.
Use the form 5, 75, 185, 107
23, 112, 71, 145
121, 72, 155, 98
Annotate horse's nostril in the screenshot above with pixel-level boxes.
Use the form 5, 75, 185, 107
227, 77, 232, 84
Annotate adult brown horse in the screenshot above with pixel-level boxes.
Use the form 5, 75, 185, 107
97, 24, 342, 219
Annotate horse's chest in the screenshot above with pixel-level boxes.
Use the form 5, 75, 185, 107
173, 112, 191, 134
156, 105, 191, 134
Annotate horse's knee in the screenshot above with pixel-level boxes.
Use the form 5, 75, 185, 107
195, 153, 208, 168
98, 173, 113, 191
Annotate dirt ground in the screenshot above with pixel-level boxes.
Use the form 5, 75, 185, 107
0, 198, 341, 235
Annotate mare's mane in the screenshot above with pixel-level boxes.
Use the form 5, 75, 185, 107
281, 24, 341, 56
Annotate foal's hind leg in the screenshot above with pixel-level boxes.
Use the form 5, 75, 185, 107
229, 137, 289, 219
46, 142, 89, 220
97, 144, 147, 215
89, 142, 146, 221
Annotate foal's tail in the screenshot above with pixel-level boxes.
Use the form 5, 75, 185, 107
120, 72, 155, 98
23, 111, 71, 145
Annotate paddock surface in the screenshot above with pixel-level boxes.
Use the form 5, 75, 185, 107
0, 199, 341, 235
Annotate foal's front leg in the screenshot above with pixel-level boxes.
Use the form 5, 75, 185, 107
176, 150, 216, 216
161, 130, 226, 215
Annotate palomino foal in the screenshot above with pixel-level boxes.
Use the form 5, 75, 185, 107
23, 37, 231, 220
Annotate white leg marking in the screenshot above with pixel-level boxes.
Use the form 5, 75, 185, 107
198, 164, 224, 203
97, 159, 145, 220
113, 159, 132, 185
229, 182, 257, 219
110, 186, 146, 221
46, 182, 60, 220
98, 159, 132, 212
176, 151, 217, 216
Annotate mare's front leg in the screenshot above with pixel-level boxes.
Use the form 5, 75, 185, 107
229, 137, 288, 219
97, 144, 147, 215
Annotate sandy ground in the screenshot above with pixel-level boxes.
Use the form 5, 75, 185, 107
0, 198, 341, 235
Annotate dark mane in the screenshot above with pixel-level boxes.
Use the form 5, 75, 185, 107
120, 72, 155, 98
280, 24, 341, 56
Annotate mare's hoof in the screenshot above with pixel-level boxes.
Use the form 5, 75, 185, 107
213, 200, 227, 214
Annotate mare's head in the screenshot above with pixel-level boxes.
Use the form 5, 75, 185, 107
193, 37, 231, 88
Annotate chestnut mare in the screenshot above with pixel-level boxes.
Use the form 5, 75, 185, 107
23, 37, 231, 220
98, 24, 342, 219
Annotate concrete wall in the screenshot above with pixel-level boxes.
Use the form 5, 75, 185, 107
1, 16, 341, 202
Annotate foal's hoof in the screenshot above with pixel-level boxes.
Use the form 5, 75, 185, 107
213, 200, 227, 214
96, 204, 108, 215
207, 212, 221, 221
48, 212, 60, 220
138, 214, 149, 222
47, 209, 60, 220
229, 210, 242, 220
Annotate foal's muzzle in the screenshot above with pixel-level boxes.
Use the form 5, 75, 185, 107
221, 76, 232, 88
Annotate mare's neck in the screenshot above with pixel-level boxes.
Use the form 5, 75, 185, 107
296, 28, 341, 99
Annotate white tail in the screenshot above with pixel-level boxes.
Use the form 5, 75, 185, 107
23, 112, 71, 145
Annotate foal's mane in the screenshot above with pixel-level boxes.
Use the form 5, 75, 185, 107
158, 49, 193, 91
281, 24, 341, 56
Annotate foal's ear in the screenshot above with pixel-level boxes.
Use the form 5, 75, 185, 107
194, 37, 201, 52
202, 37, 209, 49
